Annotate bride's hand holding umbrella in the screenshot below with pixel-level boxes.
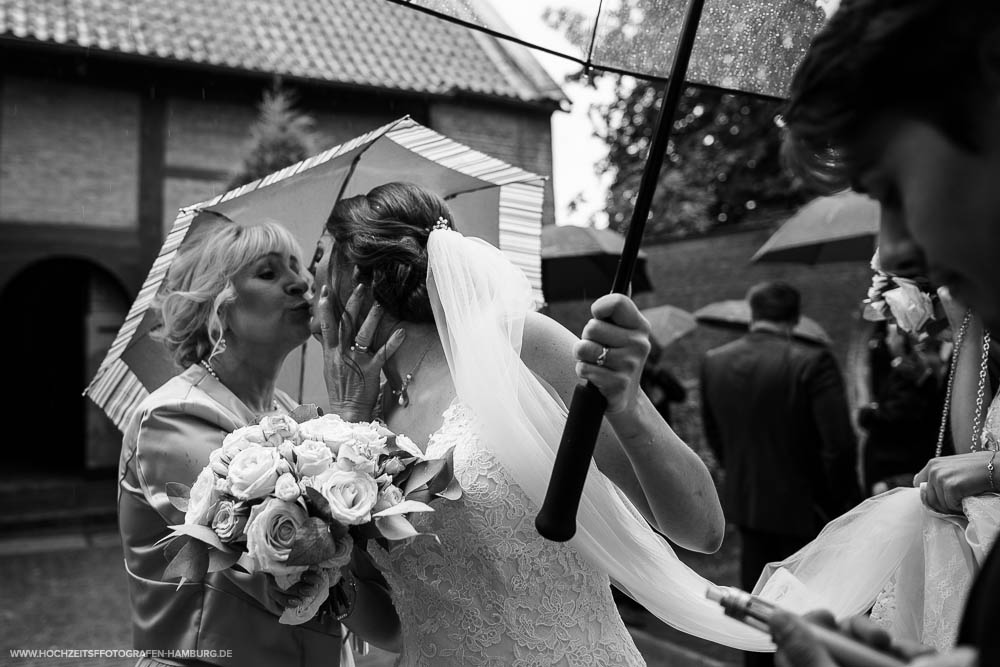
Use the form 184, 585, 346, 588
574, 294, 653, 415
571, 293, 725, 553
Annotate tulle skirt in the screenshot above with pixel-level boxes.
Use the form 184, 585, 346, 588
754, 488, 1000, 650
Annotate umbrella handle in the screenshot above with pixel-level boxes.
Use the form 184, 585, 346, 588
535, 381, 608, 541
537, 0, 707, 542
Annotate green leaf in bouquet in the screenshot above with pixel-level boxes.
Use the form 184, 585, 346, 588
163, 523, 234, 553
207, 547, 243, 573
286, 517, 340, 566
304, 486, 334, 523
290, 404, 324, 424
374, 514, 420, 541
165, 483, 191, 512
422, 446, 459, 497
403, 459, 448, 496
163, 537, 210, 584
404, 489, 433, 505
373, 499, 434, 518
436, 477, 463, 501
163, 534, 191, 563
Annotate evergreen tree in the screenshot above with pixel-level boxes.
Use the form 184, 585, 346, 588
229, 85, 323, 189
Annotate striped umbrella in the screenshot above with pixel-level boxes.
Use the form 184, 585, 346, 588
85, 116, 546, 431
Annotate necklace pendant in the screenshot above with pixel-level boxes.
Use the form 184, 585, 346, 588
398, 392, 408, 407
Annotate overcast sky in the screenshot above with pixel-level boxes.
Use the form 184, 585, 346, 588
486, 1, 615, 228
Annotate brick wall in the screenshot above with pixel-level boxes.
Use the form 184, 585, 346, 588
0, 75, 140, 227
429, 100, 555, 226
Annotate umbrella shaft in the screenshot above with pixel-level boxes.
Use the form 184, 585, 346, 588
612, 0, 707, 294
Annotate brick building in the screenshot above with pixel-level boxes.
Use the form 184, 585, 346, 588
0, 0, 563, 477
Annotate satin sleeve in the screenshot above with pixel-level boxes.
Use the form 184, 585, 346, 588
130, 402, 285, 617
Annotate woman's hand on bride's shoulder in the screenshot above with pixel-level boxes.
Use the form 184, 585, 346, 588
574, 294, 652, 414
318, 283, 405, 422
914, 451, 997, 514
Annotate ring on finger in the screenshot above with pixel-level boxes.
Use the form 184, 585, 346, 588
350, 343, 370, 354
596, 346, 609, 367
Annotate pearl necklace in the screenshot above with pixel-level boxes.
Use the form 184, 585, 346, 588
200, 359, 279, 413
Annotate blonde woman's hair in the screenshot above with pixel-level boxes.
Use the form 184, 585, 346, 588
155, 221, 309, 369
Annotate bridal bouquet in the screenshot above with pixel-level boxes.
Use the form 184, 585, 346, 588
159, 406, 460, 624
864, 250, 946, 338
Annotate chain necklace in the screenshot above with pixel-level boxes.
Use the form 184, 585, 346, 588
200, 359, 279, 413
389, 341, 436, 408
935, 310, 993, 457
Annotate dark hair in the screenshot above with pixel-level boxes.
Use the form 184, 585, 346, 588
748, 281, 800, 323
782, 0, 1000, 191
325, 182, 455, 323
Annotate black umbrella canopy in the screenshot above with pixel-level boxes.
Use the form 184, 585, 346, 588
752, 191, 879, 264
541, 226, 653, 302
388, 0, 827, 99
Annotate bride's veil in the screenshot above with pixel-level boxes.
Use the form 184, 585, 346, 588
426, 228, 773, 651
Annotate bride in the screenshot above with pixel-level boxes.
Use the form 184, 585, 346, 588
310, 182, 774, 664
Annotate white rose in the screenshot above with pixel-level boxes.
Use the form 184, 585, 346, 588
336, 443, 377, 476
258, 414, 299, 444
298, 415, 358, 456
373, 484, 405, 513
293, 440, 334, 477
185, 467, 221, 526
308, 469, 379, 525
274, 472, 301, 502
224, 424, 269, 448
277, 441, 296, 466
227, 445, 282, 500
883, 279, 934, 334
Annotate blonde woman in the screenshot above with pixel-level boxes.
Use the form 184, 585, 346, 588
118, 221, 400, 667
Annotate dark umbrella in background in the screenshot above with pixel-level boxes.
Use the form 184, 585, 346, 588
640, 303, 698, 349
541, 225, 652, 303
695, 299, 832, 345
385, 0, 832, 540
752, 191, 879, 264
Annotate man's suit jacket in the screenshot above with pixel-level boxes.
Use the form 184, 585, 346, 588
700, 330, 860, 538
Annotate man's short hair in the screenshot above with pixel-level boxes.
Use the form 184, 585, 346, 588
782, 0, 1000, 191
748, 282, 801, 324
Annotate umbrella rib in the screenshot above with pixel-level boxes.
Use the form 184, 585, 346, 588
584, 0, 606, 72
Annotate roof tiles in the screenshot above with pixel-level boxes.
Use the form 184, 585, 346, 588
0, 0, 563, 105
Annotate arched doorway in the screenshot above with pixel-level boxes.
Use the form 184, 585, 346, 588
0, 258, 129, 475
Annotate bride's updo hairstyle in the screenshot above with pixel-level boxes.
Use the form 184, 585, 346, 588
156, 220, 307, 368
325, 182, 455, 324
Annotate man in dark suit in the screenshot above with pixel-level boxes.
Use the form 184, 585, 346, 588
700, 282, 860, 667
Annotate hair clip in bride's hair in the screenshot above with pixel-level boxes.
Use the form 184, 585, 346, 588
426, 216, 451, 232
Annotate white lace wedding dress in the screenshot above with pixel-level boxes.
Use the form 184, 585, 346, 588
371, 401, 645, 667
